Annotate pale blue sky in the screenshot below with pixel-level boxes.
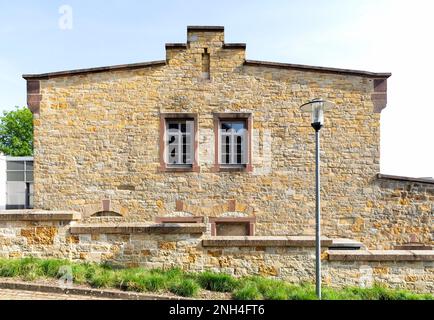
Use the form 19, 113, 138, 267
1, 0, 433, 177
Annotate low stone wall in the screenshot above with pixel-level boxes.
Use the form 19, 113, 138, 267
0, 211, 432, 293
326, 250, 434, 293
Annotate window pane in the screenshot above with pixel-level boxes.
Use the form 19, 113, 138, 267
25, 161, 34, 171
7, 161, 24, 170
26, 171, 34, 182
6, 182, 26, 206
237, 154, 242, 164
237, 137, 242, 164
168, 123, 179, 130
221, 122, 231, 131
168, 135, 176, 144
232, 122, 245, 132
7, 171, 25, 181
29, 183, 34, 209
168, 145, 178, 164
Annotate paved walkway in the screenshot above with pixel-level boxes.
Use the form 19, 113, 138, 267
0, 288, 109, 300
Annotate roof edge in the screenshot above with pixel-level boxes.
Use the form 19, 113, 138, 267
244, 59, 392, 78
165, 43, 188, 49
22, 58, 392, 81
377, 173, 434, 185
223, 43, 246, 49
22, 60, 167, 80
187, 26, 224, 32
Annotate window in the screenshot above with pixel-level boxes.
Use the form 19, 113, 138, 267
220, 121, 247, 166
166, 120, 194, 166
214, 113, 253, 172
202, 48, 210, 80
6, 159, 34, 209
160, 114, 199, 172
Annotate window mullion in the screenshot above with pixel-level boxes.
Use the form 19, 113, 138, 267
231, 132, 236, 164
178, 132, 183, 164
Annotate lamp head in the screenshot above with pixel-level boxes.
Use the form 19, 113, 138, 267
300, 98, 335, 131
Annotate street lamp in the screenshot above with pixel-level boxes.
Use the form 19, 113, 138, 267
300, 98, 335, 300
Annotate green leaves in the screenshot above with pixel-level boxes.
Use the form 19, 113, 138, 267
0, 107, 33, 156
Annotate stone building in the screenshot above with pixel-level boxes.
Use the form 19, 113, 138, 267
23, 26, 432, 250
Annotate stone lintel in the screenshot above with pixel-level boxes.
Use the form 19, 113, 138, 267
70, 223, 206, 235
0, 210, 81, 221
202, 236, 333, 248
328, 250, 434, 262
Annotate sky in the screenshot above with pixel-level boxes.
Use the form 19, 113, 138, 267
0, 0, 433, 178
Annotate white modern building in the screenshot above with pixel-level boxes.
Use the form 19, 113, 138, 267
0, 155, 34, 210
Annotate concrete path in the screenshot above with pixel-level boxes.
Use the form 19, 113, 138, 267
0, 288, 109, 300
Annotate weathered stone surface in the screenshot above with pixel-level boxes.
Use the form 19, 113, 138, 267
158, 241, 177, 250
70, 223, 206, 235
328, 250, 434, 262
0, 217, 433, 292
0, 210, 81, 221
24, 27, 433, 250
20, 227, 57, 245
202, 236, 333, 247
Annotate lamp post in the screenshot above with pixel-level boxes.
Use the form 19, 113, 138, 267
300, 98, 335, 300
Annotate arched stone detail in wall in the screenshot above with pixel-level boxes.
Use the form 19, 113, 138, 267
91, 211, 122, 217
81, 199, 128, 219
171, 200, 256, 217
212, 200, 255, 217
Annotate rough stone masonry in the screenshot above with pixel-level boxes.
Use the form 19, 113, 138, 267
23, 26, 432, 250
0, 212, 432, 293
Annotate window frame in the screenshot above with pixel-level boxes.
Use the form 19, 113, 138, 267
159, 113, 199, 173
209, 217, 256, 236
213, 113, 253, 172
5, 159, 34, 209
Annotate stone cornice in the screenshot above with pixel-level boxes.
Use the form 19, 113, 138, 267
22, 60, 167, 80
202, 236, 334, 248
244, 59, 392, 79
377, 173, 434, 185
328, 250, 434, 262
0, 210, 81, 221
70, 223, 206, 235
187, 26, 224, 32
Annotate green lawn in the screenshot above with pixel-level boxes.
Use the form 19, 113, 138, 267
0, 257, 432, 300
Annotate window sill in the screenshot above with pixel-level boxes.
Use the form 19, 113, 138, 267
213, 164, 253, 173
159, 165, 200, 173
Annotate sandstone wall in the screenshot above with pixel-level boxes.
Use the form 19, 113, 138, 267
28, 28, 432, 249
0, 212, 433, 293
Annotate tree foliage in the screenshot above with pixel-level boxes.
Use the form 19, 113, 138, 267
0, 107, 33, 156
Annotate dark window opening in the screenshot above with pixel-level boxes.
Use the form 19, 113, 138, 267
202, 48, 210, 79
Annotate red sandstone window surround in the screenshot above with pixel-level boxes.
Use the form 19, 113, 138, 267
209, 217, 256, 236
159, 113, 199, 172
213, 113, 253, 172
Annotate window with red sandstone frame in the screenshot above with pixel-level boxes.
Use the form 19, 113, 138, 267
213, 113, 253, 172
